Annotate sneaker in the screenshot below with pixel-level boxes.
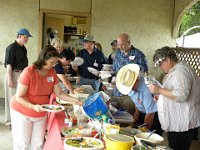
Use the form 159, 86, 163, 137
5, 123, 12, 129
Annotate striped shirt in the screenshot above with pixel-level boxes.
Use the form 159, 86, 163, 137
157, 61, 200, 132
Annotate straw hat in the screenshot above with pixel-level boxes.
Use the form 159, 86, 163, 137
116, 64, 140, 95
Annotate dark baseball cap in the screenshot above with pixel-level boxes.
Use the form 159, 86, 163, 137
111, 40, 117, 45
17, 28, 32, 37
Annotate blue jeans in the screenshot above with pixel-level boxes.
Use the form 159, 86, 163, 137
79, 76, 100, 92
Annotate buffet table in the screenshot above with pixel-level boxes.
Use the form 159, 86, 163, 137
42, 92, 134, 150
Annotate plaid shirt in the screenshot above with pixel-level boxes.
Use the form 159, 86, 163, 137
113, 46, 148, 73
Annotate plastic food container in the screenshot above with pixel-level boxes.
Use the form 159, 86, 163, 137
134, 132, 164, 145
83, 93, 108, 121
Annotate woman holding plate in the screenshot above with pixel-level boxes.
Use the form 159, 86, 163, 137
10, 45, 82, 150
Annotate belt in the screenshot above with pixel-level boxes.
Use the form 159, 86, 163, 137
81, 76, 99, 80
13, 69, 22, 73
87, 76, 99, 80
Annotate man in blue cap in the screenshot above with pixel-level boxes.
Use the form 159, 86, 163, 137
4, 28, 32, 128
108, 40, 117, 64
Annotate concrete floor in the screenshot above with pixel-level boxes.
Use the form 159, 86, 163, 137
0, 98, 200, 150
0, 99, 12, 150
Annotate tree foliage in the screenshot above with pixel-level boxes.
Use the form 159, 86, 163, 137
179, 1, 200, 37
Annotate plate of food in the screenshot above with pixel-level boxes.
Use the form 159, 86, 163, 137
74, 87, 85, 93
41, 104, 65, 112
61, 126, 81, 138
64, 137, 104, 150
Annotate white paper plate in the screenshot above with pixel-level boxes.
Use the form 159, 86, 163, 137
74, 76, 80, 79
87, 67, 99, 75
100, 73, 111, 80
41, 104, 65, 112
71, 57, 84, 66
100, 70, 114, 74
56, 97, 72, 105
102, 81, 110, 86
102, 64, 112, 67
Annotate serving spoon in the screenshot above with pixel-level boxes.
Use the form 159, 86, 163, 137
146, 129, 156, 140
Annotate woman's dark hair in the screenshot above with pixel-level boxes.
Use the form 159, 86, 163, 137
95, 43, 102, 51
60, 49, 75, 61
33, 45, 60, 70
153, 46, 178, 63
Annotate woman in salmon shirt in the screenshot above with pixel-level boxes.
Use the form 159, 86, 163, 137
10, 45, 82, 150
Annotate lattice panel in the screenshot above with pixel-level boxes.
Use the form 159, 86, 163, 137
172, 47, 200, 77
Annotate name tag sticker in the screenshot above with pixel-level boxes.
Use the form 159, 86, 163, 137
94, 62, 98, 67
47, 77, 54, 82
138, 99, 142, 104
93, 60, 98, 67
129, 56, 135, 60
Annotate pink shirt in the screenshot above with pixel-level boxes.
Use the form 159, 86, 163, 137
11, 65, 59, 117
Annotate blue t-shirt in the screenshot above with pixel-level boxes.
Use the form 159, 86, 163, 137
128, 77, 157, 114
77, 48, 107, 79
54, 62, 64, 74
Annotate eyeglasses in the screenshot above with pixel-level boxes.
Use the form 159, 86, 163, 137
154, 57, 165, 67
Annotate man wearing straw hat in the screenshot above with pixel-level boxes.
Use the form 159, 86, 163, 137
116, 64, 163, 135
111, 33, 149, 115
